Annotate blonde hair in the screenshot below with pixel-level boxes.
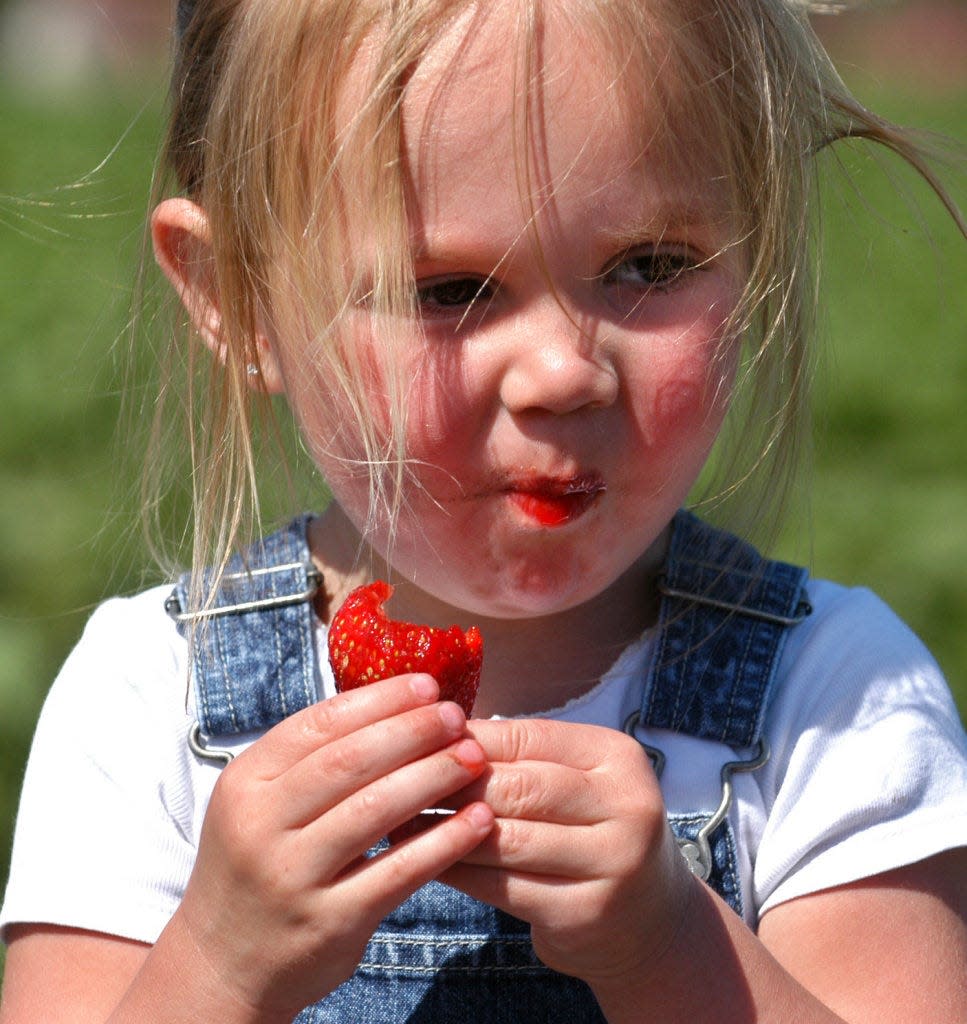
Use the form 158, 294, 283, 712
146, 0, 963, 587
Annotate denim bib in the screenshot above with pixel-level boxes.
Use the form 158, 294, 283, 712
168, 510, 809, 1022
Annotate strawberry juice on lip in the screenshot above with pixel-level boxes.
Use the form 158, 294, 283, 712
506, 476, 606, 527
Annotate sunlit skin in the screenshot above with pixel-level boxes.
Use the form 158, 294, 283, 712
3, 7, 963, 1024
272, 10, 743, 717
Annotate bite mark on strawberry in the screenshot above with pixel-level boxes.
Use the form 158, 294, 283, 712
327, 581, 482, 716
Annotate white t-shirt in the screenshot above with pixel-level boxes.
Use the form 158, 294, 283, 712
2, 577, 966, 942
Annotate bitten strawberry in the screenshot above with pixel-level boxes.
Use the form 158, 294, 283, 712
328, 581, 482, 716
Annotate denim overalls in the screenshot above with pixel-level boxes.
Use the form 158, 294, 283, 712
167, 509, 810, 1022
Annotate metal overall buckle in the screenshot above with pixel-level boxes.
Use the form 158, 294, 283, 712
187, 722, 235, 767
624, 711, 770, 882
168, 561, 322, 767
164, 562, 322, 623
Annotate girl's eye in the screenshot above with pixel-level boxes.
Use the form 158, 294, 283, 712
416, 277, 493, 315
603, 249, 698, 293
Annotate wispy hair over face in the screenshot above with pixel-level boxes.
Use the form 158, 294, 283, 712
150, 0, 963, 581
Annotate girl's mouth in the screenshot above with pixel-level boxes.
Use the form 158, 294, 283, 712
505, 475, 606, 527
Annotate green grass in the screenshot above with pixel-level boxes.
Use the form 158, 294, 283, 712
0, 80, 169, 955
0, 78, 964, 981
776, 91, 967, 709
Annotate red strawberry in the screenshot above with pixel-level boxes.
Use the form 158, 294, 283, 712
328, 581, 482, 716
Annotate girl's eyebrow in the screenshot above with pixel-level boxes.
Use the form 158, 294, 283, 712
410, 209, 721, 262
410, 223, 528, 267
602, 197, 729, 245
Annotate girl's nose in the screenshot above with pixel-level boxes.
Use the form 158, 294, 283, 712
499, 309, 619, 416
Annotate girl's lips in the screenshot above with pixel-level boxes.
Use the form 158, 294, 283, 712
505, 476, 606, 527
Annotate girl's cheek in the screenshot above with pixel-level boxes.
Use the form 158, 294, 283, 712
653, 379, 707, 429
635, 344, 730, 452
283, 327, 396, 451
403, 359, 478, 454
650, 307, 739, 434
656, 355, 735, 431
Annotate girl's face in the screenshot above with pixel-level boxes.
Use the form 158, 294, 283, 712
283, 8, 742, 622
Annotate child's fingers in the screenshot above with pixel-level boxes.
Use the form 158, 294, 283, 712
450, 818, 597, 876
453, 720, 659, 830
440, 759, 612, 825
192, 734, 491, 936
433, 720, 692, 985
295, 736, 490, 872
439, 861, 555, 921
238, 673, 441, 778
334, 802, 495, 928
441, 812, 694, 984
270, 700, 471, 828
466, 717, 643, 773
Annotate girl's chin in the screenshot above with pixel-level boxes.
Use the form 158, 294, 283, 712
363, 504, 646, 620
430, 563, 616, 622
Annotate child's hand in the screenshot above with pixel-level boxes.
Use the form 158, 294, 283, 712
438, 719, 693, 986
170, 674, 494, 1020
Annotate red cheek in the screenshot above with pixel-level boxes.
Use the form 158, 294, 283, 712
647, 377, 712, 446
654, 379, 705, 425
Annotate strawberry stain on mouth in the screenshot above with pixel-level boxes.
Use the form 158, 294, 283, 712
507, 479, 606, 527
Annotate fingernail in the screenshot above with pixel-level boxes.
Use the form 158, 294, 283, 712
410, 674, 438, 700
466, 802, 493, 830
438, 701, 465, 733
451, 737, 485, 769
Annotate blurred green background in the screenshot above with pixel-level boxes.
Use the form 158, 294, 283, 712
0, 0, 964, 982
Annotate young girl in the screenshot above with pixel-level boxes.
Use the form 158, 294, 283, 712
2, 1, 966, 1021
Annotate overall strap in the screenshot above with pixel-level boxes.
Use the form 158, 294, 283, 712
637, 510, 811, 748
166, 516, 321, 737
630, 511, 811, 900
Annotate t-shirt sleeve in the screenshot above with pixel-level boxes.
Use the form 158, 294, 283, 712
0, 590, 200, 945
753, 582, 967, 917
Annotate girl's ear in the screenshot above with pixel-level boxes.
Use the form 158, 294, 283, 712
150, 198, 285, 394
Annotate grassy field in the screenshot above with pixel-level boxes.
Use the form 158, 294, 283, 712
0, 68, 965, 978
776, 89, 967, 701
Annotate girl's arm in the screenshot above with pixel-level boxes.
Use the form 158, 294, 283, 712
592, 848, 967, 1024
443, 718, 967, 1024
0, 674, 494, 1024
0, 926, 151, 1024
757, 848, 967, 1022
0, 920, 300, 1024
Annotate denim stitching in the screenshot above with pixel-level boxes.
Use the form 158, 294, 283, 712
366, 938, 533, 948
212, 607, 241, 733
356, 963, 552, 975
722, 617, 758, 744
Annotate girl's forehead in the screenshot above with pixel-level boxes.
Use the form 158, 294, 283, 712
393, 6, 726, 230
324, 2, 735, 267
402, 5, 646, 142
